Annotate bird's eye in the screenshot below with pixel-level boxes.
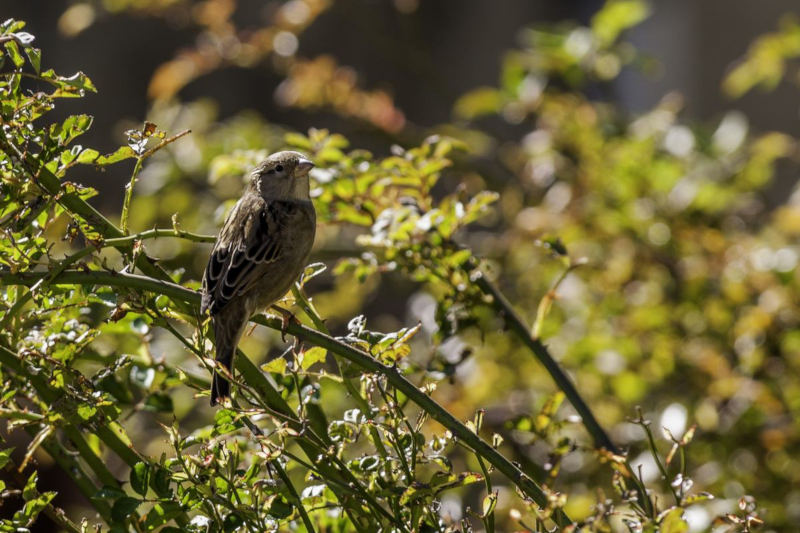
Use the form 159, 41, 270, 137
275, 164, 284, 172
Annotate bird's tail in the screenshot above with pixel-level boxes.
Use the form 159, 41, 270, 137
210, 309, 247, 406
210, 357, 232, 406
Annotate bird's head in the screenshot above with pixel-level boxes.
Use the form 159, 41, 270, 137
249, 151, 314, 200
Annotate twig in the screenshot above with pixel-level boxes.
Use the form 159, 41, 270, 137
120, 129, 191, 234
272, 460, 318, 533
0, 268, 573, 527
0, 440, 84, 533
471, 271, 620, 455
105, 228, 216, 245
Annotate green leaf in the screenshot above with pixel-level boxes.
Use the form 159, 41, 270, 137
300, 346, 327, 370
261, 356, 287, 374
111, 496, 141, 523
93, 486, 127, 501
0, 448, 13, 469
51, 114, 93, 145
454, 87, 504, 119
76, 148, 100, 164
21, 492, 56, 521
130, 462, 150, 497
142, 502, 184, 530
24, 46, 40, 74
464, 191, 499, 223
419, 159, 450, 177
299, 262, 327, 286
59, 70, 97, 93
683, 491, 714, 505
22, 471, 39, 500
428, 471, 483, 493
482, 491, 498, 518
317, 146, 345, 164
94, 146, 136, 165
213, 408, 242, 435
144, 393, 173, 413
1, 19, 26, 33
77, 404, 97, 420
334, 202, 372, 226
591, 0, 650, 46
658, 508, 689, 533
267, 496, 294, 519
284, 132, 312, 150
4, 40, 24, 68
152, 467, 171, 496
223, 512, 245, 532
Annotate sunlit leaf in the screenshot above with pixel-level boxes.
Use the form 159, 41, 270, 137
300, 346, 327, 370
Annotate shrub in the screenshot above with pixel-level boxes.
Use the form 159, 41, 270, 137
2, 2, 795, 530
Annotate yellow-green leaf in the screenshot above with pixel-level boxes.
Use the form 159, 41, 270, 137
300, 347, 327, 370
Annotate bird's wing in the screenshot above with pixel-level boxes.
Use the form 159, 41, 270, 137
201, 197, 288, 315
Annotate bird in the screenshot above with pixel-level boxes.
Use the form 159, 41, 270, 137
201, 151, 316, 406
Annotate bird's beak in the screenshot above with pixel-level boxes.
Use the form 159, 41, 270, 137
294, 157, 315, 177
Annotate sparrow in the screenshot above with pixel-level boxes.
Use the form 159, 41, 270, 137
201, 151, 316, 405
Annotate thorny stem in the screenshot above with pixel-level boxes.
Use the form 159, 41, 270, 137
471, 270, 620, 455
531, 260, 583, 340
635, 407, 680, 508
1, 141, 575, 526
291, 284, 390, 458
121, 157, 144, 235
0, 343, 149, 525
476, 453, 496, 533
272, 459, 318, 533
0, 268, 573, 527
105, 227, 216, 246
120, 129, 191, 235
470, 267, 663, 518
0, 245, 94, 330
0, 442, 83, 533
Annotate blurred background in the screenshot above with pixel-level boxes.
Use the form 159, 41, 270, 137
7, 0, 800, 203
3, 0, 800, 530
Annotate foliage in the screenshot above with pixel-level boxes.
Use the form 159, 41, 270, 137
1, 0, 798, 531
723, 15, 800, 97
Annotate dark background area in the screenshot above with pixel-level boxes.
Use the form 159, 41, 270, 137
7, 0, 798, 206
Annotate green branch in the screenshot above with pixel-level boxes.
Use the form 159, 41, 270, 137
472, 272, 620, 455
0, 135, 196, 316
0, 341, 189, 527
0, 268, 572, 526
0, 138, 123, 240
119, 129, 191, 234
2, 437, 86, 532
40, 438, 113, 523
104, 228, 216, 245
0, 138, 378, 525
0, 343, 127, 522
0, 141, 574, 525
121, 157, 144, 235
272, 460, 318, 533
260, 318, 569, 524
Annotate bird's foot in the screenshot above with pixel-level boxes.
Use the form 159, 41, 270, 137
271, 305, 299, 343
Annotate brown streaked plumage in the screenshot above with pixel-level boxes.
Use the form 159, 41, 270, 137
201, 151, 316, 405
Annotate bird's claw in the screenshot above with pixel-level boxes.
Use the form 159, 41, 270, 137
271, 305, 299, 343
